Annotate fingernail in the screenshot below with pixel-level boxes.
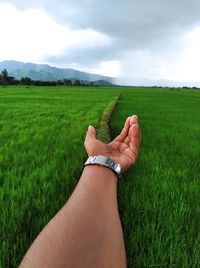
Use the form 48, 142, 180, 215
131, 115, 138, 124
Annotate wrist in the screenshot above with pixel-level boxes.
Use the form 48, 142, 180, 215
84, 155, 122, 179
83, 165, 118, 182
80, 165, 118, 205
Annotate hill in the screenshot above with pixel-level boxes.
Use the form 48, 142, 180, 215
0, 60, 114, 84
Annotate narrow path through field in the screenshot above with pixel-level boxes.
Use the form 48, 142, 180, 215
97, 93, 121, 143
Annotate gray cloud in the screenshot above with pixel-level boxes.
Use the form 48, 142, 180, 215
43, 40, 123, 68
2, 0, 200, 81
5, 0, 200, 47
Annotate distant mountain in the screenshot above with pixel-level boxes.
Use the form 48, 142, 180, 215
1, 60, 199, 87
115, 76, 200, 88
92, 80, 114, 86
0, 60, 114, 84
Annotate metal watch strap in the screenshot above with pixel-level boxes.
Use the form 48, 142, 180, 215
84, 155, 122, 178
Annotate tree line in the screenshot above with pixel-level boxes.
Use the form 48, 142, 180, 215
0, 69, 96, 87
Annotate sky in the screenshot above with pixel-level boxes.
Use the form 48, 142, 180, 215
1, 0, 200, 84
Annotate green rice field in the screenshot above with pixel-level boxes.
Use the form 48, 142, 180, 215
0, 86, 200, 267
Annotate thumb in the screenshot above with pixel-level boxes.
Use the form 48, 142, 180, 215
85, 125, 96, 143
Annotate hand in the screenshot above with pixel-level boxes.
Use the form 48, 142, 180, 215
84, 115, 141, 172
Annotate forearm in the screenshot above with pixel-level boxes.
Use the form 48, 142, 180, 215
20, 115, 140, 268
20, 166, 126, 268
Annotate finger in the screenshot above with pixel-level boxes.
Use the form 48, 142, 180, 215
114, 116, 131, 142
130, 115, 138, 125
123, 115, 139, 145
84, 125, 96, 145
124, 134, 131, 145
130, 124, 141, 157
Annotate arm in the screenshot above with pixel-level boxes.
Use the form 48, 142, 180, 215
20, 115, 141, 268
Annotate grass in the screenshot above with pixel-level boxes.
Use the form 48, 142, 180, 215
0, 86, 119, 267
110, 87, 200, 267
0, 86, 200, 267
97, 94, 120, 142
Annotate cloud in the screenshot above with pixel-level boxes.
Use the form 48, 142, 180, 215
5, 0, 200, 48
2, 0, 200, 81
65, 60, 121, 77
0, 3, 112, 66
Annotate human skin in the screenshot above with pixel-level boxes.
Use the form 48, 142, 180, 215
20, 115, 141, 268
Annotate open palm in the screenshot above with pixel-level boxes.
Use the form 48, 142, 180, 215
84, 115, 141, 172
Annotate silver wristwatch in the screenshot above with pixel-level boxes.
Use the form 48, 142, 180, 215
84, 155, 122, 178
